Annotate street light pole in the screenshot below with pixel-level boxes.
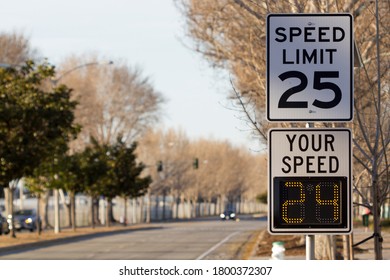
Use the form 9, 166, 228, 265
51, 61, 113, 85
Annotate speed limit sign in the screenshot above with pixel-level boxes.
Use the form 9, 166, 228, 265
266, 14, 353, 122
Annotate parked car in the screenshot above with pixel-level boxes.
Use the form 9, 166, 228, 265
11, 209, 41, 232
0, 214, 10, 235
219, 210, 237, 221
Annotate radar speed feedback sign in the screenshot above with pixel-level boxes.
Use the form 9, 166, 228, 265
266, 14, 353, 121
268, 129, 352, 234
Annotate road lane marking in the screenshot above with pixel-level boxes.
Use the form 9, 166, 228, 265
195, 231, 240, 260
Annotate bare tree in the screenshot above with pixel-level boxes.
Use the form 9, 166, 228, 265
58, 54, 165, 150
0, 31, 38, 65
352, 0, 389, 259
138, 128, 193, 220
56, 54, 165, 225
138, 128, 267, 220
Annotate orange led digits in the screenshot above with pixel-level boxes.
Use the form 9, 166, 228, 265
276, 177, 345, 227
315, 182, 340, 223
281, 181, 305, 223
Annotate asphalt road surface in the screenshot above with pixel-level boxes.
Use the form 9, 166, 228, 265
0, 215, 266, 260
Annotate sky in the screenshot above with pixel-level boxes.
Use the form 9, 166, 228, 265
0, 0, 260, 151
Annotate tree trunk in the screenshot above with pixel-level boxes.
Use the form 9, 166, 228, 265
70, 191, 76, 231
372, 179, 383, 259
57, 189, 70, 227
196, 197, 201, 217
41, 189, 51, 229
191, 197, 197, 218
54, 189, 60, 233
207, 198, 212, 216
9, 188, 16, 238
105, 198, 115, 227
154, 195, 159, 221
5, 187, 16, 238
89, 196, 95, 229
36, 193, 42, 235
314, 235, 333, 260
132, 198, 137, 223
123, 197, 127, 226
139, 195, 145, 223
371, 0, 384, 260
180, 194, 186, 219
349, 233, 354, 260
342, 235, 351, 260
162, 191, 166, 220
93, 197, 100, 225
105, 198, 110, 227
175, 195, 180, 219
66, 203, 71, 227
145, 191, 151, 223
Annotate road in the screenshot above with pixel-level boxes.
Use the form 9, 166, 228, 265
0, 215, 266, 260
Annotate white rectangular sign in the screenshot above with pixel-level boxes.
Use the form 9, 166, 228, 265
269, 129, 351, 177
266, 14, 353, 122
268, 128, 352, 234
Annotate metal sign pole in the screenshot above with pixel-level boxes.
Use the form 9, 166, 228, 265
306, 235, 315, 260
306, 122, 315, 260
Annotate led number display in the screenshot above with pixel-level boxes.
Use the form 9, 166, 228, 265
271, 177, 350, 233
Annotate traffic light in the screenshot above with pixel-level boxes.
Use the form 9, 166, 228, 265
193, 158, 199, 169
156, 160, 163, 172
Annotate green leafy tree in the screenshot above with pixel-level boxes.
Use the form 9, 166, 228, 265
56, 154, 85, 231
21, 156, 60, 231
112, 140, 151, 226
88, 137, 151, 227
79, 138, 112, 228
0, 60, 78, 237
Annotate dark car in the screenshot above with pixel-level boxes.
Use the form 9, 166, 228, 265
0, 214, 10, 235
11, 209, 41, 232
220, 210, 236, 221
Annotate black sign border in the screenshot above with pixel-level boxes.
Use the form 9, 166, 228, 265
272, 176, 348, 231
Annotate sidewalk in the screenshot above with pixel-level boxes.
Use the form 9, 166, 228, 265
352, 227, 390, 260
251, 227, 390, 260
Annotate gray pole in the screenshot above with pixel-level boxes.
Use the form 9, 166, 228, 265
306, 122, 315, 260
306, 235, 315, 260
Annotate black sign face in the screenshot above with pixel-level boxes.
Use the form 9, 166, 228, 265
270, 177, 350, 233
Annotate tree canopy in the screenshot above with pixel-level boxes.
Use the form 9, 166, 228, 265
0, 60, 78, 189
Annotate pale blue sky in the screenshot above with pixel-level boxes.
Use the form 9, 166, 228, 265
0, 0, 260, 150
